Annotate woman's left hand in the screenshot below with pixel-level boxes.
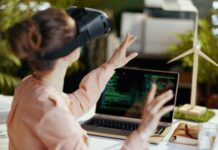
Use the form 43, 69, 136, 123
107, 33, 138, 69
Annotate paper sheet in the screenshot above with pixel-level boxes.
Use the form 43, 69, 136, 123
0, 124, 8, 150
0, 95, 13, 124
0, 95, 13, 111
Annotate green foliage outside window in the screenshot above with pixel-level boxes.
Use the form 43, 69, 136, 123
0, 0, 90, 95
0, 0, 28, 95
0, 0, 143, 95
168, 19, 218, 84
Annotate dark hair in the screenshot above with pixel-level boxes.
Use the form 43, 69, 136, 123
7, 8, 76, 71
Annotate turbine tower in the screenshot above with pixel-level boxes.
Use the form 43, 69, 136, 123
167, 7, 218, 107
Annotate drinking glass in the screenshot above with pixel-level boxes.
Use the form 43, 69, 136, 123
198, 123, 218, 150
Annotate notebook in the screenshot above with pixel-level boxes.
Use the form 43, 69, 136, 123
82, 67, 179, 144
169, 123, 199, 146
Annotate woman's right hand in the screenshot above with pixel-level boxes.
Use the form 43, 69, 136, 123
107, 33, 138, 70
137, 84, 174, 140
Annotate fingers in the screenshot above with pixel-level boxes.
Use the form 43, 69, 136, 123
126, 35, 137, 48
119, 33, 136, 51
139, 88, 174, 138
118, 33, 130, 49
146, 84, 157, 104
155, 90, 173, 102
150, 90, 173, 112
126, 52, 138, 63
109, 33, 137, 69
156, 105, 174, 119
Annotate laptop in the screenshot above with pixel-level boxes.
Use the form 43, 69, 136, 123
82, 67, 179, 144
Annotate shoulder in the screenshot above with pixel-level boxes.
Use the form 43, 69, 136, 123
14, 75, 68, 115
33, 85, 69, 114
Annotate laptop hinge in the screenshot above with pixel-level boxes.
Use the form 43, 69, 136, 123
94, 113, 141, 123
159, 122, 172, 127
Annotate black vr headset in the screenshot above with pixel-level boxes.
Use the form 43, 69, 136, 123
36, 6, 111, 61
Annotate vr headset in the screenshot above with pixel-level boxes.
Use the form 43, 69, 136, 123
36, 6, 111, 61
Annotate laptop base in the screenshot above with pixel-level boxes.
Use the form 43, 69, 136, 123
82, 117, 172, 144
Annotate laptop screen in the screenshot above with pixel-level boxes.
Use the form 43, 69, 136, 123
96, 67, 179, 123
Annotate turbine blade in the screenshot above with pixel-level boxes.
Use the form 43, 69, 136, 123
167, 49, 194, 64
198, 50, 218, 67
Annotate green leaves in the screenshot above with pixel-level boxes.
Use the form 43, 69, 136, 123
66, 60, 85, 76
0, 72, 20, 95
0, 0, 103, 95
0, 0, 31, 32
0, 0, 25, 95
0, 39, 21, 95
168, 19, 218, 84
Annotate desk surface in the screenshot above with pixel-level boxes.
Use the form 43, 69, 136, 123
78, 107, 213, 150
0, 95, 218, 150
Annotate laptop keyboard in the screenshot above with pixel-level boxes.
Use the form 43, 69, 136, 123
87, 118, 166, 134
87, 118, 139, 131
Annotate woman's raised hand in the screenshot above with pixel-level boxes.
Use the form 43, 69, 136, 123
107, 33, 138, 69
138, 84, 174, 140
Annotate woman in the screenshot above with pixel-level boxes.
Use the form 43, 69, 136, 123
7, 8, 174, 150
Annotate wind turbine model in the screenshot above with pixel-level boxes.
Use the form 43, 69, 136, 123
166, 4, 218, 115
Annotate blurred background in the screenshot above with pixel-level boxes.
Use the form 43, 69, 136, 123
0, 0, 218, 108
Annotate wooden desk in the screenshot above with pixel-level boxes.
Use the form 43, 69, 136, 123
1, 95, 218, 150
